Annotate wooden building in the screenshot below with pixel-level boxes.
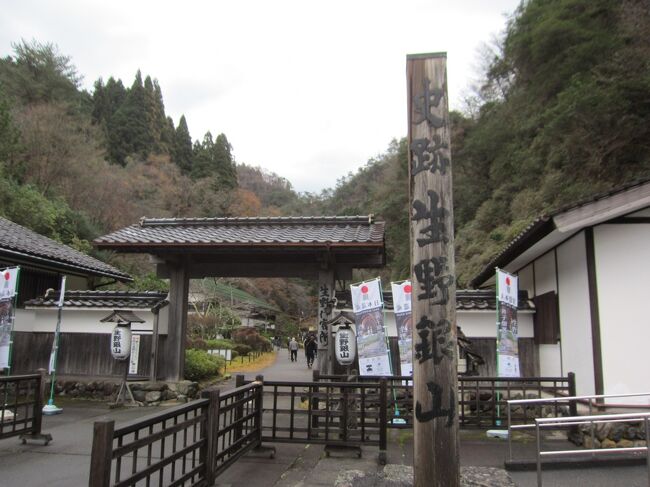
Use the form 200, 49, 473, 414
0, 216, 140, 378
470, 179, 650, 405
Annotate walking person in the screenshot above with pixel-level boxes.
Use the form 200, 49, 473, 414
304, 334, 317, 368
289, 337, 299, 362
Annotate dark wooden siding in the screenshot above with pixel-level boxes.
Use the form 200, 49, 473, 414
468, 337, 538, 377
533, 291, 560, 344
12, 332, 154, 379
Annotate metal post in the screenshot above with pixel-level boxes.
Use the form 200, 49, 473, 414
536, 421, 542, 487
379, 378, 388, 465
645, 417, 649, 487
507, 401, 513, 462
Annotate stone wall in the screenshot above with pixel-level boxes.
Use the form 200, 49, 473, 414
47, 379, 199, 406
569, 421, 648, 449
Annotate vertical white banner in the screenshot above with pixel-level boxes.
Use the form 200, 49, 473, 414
350, 278, 391, 376
391, 281, 413, 376
0, 300, 13, 368
0, 267, 19, 300
496, 269, 520, 377
129, 334, 141, 374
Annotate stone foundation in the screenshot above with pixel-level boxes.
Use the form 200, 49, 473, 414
46, 379, 200, 406
568, 421, 648, 449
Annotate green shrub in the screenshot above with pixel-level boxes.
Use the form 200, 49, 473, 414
184, 349, 224, 381
232, 327, 272, 352
186, 337, 208, 350
205, 339, 233, 350
232, 344, 252, 356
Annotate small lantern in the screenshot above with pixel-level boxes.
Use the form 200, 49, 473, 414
335, 324, 356, 366
111, 324, 132, 360
100, 310, 145, 361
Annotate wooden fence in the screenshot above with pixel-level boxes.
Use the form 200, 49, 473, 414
89, 379, 264, 487
253, 378, 388, 462
0, 369, 51, 443
12, 332, 156, 379
314, 372, 575, 428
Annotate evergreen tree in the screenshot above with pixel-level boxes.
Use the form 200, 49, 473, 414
191, 131, 214, 180
108, 70, 151, 165
173, 115, 193, 175
0, 40, 84, 108
213, 133, 237, 189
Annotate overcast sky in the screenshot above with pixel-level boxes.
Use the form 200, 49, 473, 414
1, 0, 521, 193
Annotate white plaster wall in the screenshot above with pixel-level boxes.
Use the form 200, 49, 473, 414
457, 311, 534, 338
384, 311, 397, 337
556, 231, 595, 396
595, 224, 650, 405
517, 265, 535, 298
538, 345, 562, 377
534, 251, 557, 295
16, 308, 162, 334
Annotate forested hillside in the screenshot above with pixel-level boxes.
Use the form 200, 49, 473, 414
314, 0, 650, 286
1, 0, 649, 297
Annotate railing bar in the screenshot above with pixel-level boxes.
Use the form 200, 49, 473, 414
272, 385, 278, 438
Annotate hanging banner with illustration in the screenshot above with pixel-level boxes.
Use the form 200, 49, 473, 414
0, 267, 19, 300
350, 278, 391, 376
0, 299, 13, 369
391, 280, 413, 377
496, 269, 520, 377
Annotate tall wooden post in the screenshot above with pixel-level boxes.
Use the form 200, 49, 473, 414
317, 269, 335, 375
165, 260, 190, 381
407, 52, 459, 487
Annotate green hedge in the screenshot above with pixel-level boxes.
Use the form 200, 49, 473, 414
232, 344, 252, 356
184, 349, 224, 381
205, 339, 234, 349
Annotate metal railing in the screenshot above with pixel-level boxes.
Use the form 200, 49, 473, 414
89, 379, 264, 487
534, 412, 650, 487
0, 369, 51, 444
507, 391, 650, 463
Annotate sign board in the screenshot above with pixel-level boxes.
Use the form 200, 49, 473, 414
129, 334, 141, 374
496, 269, 520, 377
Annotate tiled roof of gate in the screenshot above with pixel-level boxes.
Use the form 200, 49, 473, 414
94, 216, 385, 248
336, 289, 534, 311
24, 290, 168, 309
0, 217, 132, 281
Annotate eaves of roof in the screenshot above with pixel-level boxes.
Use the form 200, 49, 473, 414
0, 217, 132, 282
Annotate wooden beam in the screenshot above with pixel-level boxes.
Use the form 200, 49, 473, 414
585, 227, 604, 396
157, 262, 356, 280
407, 52, 460, 487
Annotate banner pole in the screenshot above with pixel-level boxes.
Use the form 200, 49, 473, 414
44, 276, 66, 415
